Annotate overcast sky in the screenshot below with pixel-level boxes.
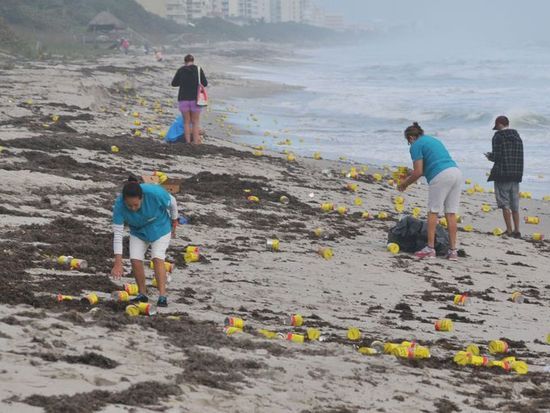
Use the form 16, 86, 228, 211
317, 0, 549, 46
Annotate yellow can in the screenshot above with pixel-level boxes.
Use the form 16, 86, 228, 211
511, 360, 528, 375
469, 355, 489, 367
313, 152, 322, 160
488, 340, 509, 354
362, 211, 370, 219
247, 195, 260, 203
466, 344, 480, 356
57, 294, 73, 302
69, 258, 88, 270
383, 342, 400, 354
525, 216, 540, 225
453, 294, 468, 306
347, 327, 361, 341
313, 228, 323, 237
453, 351, 471, 366
82, 293, 99, 305
111, 145, 120, 153
318, 247, 334, 260
439, 217, 448, 228
258, 329, 278, 339
394, 196, 405, 205
463, 225, 474, 232
286, 153, 296, 162
532, 233, 544, 241
373, 173, 382, 182
286, 333, 305, 343
492, 227, 504, 236
267, 239, 280, 252
124, 283, 139, 296
320, 203, 334, 212
511, 291, 525, 303
394, 204, 404, 213
393, 345, 430, 359
186, 246, 199, 254
57, 255, 71, 265
306, 328, 321, 341
225, 317, 245, 329
137, 302, 156, 316
546, 333, 550, 344
358, 347, 378, 355
125, 305, 140, 317
224, 326, 243, 336
279, 195, 290, 204
354, 197, 363, 206
434, 318, 453, 332
112, 291, 129, 302
377, 211, 388, 220
465, 179, 472, 184
337, 206, 348, 216
482, 204, 492, 212
387, 243, 400, 255
253, 150, 264, 157
412, 207, 421, 217
346, 183, 358, 192
290, 314, 303, 327
184, 252, 200, 263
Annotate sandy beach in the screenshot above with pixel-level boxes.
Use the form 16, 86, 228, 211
1, 43, 550, 413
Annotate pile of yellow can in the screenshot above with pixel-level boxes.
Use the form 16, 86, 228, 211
453, 341, 528, 375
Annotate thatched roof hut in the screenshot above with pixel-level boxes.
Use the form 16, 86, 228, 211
88, 11, 126, 32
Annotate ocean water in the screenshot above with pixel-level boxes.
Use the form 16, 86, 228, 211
224, 43, 550, 198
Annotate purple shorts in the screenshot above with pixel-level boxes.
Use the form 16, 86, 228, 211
178, 100, 201, 113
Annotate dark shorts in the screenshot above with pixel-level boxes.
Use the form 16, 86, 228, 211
178, 100, 201, 113
494, 182, 520, 212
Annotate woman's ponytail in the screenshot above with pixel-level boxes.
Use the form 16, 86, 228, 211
122, 175, 143, 199
404, 122, 424, 140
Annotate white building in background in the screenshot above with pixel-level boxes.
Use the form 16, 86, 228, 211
323, 13, 345, 31
166, 0, 188, 24
270, 0, 302, 23
222, 0, 240, 17
186, 0, 211, 19
136, 0, 344, 27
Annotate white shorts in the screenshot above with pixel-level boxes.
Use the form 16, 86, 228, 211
129, 232, 171, 261
428, 167, 463, 215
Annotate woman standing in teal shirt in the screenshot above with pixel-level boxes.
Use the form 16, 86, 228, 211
111, 177, 179, 307
398, 123, 463, 261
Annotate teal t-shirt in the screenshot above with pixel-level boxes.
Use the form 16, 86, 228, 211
409, 135, 458, 183
113, 184, 172, 242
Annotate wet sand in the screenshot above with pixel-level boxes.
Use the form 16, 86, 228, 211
1, 44, 550, 413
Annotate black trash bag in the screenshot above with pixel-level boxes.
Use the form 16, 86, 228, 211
387, 215, 450, 256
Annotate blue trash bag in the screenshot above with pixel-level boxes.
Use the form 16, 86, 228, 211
165, 115, 185, 143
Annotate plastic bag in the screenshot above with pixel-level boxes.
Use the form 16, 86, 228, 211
165, 115, 184, 143
387, 215, 449, 256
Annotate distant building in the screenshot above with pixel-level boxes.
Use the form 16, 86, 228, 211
323, 13, 345, 31
186, 0, 210, 19
136, 0, 345, 28
271, 0, 302, 23
166, 0, 188, 24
